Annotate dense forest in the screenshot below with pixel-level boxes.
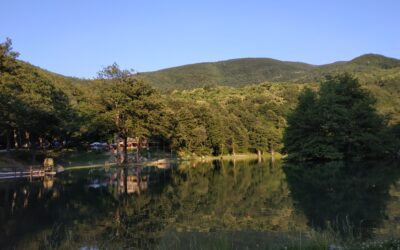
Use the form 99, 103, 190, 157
1, 38, 399, 160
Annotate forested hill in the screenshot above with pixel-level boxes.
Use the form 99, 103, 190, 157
15, 54, 400, 124
2, 40, 400, 157
16, 53, 400, 93
140, 54, 400, 90
140, 58, 314, 90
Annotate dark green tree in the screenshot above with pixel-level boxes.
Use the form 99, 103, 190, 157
284, 74, 389, 161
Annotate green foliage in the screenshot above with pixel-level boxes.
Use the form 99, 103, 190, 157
284, 74, 394, 161
0, 39, 77, 157
0, 37, 19, 73
95, 64, 168, 162
166, 84, 304, 155
140, 54, 400, 91
141, 58, 313, 90
1, 37, 399, 159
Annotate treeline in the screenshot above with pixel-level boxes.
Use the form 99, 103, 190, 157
79, 69, 307, 157
1, 38, 399, 160
0, 39, 78, 160
165, 84, 306, 156
0, 39, 307, 159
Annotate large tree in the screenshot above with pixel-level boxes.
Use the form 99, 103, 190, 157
97, 63, 164, 163
284, 74, 390, 161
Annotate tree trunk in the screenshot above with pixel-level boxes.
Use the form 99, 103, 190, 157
13, 129, 19, 149
233, 159, 237, 182
137, 170, 141, 195
270, 147, 275, 161
136, 137, 140, 162
30, 135, 37, 164
123, 166, 128, 195
18, 130, 22, 150
257, 149, 262, 163
269, 158, 275, 168
6, 128, 11, 153
123, 136, 128, 164
26, 131, 30, 148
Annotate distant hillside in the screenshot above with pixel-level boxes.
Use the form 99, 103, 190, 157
17, 53, 400, 93
350, 54, 400, 69
299, 54, 400, 82
140, 58, 314, 90
14, 54, 400, 124
141, 54, 400, 90
138, 54, 400, 123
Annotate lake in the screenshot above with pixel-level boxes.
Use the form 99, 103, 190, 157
0, 159, 399, 249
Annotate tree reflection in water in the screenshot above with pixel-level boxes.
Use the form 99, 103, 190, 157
283, 161, 400, 239
0, 160, 399, 249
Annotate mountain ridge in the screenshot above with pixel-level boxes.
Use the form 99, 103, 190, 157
9, 53, 400, 124
139, 54, 400, 90
15, 53, 400, 91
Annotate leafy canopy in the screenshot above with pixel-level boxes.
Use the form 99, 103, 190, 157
284, 74, 391, 161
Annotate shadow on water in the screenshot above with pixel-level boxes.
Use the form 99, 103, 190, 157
283, 160, 400, 239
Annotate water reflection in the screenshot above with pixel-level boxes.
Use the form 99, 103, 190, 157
87, 168, 151, 195
0, 165, 171, 249
0, 160, 399, 249
283, 161, 400, 238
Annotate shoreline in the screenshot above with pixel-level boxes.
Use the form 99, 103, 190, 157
0, 151, 285, 171
181, 152, 285, 161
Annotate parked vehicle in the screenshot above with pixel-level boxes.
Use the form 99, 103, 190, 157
90, 142, 109, 151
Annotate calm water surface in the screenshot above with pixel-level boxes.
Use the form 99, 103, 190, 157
0, 160, 399, 249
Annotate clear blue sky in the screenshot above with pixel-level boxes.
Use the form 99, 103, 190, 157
1, 0, 399, 78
